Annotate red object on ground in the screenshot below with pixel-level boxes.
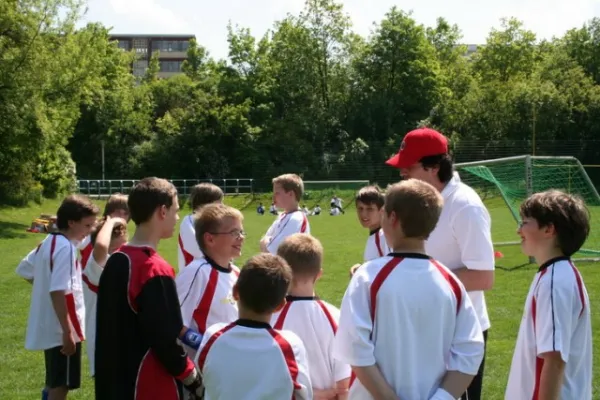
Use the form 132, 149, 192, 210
494, 250, 504, 259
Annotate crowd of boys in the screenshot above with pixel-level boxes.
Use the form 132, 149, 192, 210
15, 128, 593, 400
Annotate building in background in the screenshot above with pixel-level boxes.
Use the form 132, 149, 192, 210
109, 34, 195, 79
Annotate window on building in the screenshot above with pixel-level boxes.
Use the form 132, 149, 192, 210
152, 40, 190, 52
133, 60, 148, 77
117, 40, 131, 50
133, 38, 148, 55
159, 60, 183, 72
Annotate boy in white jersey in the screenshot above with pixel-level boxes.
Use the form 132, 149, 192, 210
506, 190, 592, 400
82, 216, 128, 377
333, 179, 484, 400
178, 183, 224, 270
176, 203, 244, 361
16, 195, 99, 400
273, 233, 351, 399
260, 173, 310, 254
196, 253, 312, 399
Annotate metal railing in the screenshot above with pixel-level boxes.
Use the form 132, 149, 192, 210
77, 179, 254, 197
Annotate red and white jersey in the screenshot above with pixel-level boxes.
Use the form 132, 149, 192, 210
363, 228, 392, 261
263, 210, 310, 254
272, 296, 351, 390
178, 214, 204, 270
195, 319, 312, 400
17, 233, 85, 350
82, 254, 105, 376
333, 253, 484, 400
175, 256, 239, 358
505, 257, 592, 400
78, 235, 93, 270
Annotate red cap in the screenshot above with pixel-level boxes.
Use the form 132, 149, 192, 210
385, 128, 449, 169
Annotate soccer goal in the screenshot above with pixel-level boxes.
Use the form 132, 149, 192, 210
455, 155, 600, 262
302, 180, 369, 208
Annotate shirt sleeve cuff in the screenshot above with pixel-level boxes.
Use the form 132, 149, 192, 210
175, 357, 196, 381
429, 388, 456, 400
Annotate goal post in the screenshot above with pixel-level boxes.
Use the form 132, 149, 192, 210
302, 180, 370, 208
455, 155, 600, 262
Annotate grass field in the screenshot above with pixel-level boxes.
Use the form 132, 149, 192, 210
0, 193, 599, 399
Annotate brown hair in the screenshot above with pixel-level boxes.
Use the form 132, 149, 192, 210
194, 203, 244, 252
520, 190, 590, 256
355, 185, 385, 208
90, 218, 128, 245
103, 193, 129, 217
56, 195, 100, 230
272, 174, 304, 201
189, 183, 224, 210
128, 177, 178, 225
236, 253, 292, 314
384, 179, 443, 239
277, 233, 323, 279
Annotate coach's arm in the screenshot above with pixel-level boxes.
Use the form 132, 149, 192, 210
452, 205, 495, 292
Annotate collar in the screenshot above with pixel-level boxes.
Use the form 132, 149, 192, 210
538, 256, 570, 272
369, 227, 381, 236
235, 319, 272, 329
440, 173, 461, 200
204, 255, 233, 274
286, 295, 318, 302
387, 252, 430, 259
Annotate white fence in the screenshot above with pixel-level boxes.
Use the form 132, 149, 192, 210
77, 179, 254, 197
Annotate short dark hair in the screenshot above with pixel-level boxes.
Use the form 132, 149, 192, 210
236, 254, 292, 314
420, 153, 454, 183
520, 190, 590, 256
355, 185, 385, 208
56, 195, 100, 230
189, 183, 224, 210
128, 177, 178, 225
384, 179, 444, 239
103, 193, 129, 217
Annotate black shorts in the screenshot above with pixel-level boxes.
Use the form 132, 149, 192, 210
44, 342, 82, 390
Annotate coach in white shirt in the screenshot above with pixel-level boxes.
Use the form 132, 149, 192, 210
385, 128, 495, 400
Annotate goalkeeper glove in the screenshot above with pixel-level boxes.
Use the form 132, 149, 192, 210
182, 368, 204, 399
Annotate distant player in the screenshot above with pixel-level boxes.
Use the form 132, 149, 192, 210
178, 183, 224, 270
330, 194, 345, 214
195, 253, 312, 399
176, 204, 244, 361
273, 233, 351, 399
260, 174, 310, 254
16, 195, 99, 400
505, 190, 592, 399
82, 216, 128, 377
94, 177, 203, 400
333, 179, 485, 400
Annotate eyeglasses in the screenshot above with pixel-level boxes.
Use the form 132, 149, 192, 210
209, 230, 246, 239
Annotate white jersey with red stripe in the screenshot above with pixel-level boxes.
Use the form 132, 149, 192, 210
363, 228, 392, 261
333, 253, 485, 400
505, 257, 592, 400
175, 256, 239, 359
195, 319, 312, 400
177, 213, 204, 270
263, 210, 310, 254
18, 233, 86, 351
271, 296, 351, 390
78, 235, 93, 269
82, 255, 104, 376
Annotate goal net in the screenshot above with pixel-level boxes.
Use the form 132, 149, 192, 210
302, 180, 369, 209
455, 155, 600, 261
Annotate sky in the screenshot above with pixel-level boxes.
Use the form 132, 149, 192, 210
78, 0, 600, 61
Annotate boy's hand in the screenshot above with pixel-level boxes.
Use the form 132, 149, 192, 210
61, 331, 76, 356
349, 263, 361, 277
313, 388, 337, 399
259, 237, 270, 252
107, 216, 127, 226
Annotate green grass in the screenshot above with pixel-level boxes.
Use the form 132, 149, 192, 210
1, 195, 599, 399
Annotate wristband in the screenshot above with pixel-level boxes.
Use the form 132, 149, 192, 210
180, 328, 203, 350
429, 388, 456, 400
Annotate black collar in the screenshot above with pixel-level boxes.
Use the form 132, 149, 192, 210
387, 252, 430, 259
235, 319, 271, 329
369, 227, 381, 236
204, 255, 232, 274
538, 256, 570, 272
286, 295, 318, 302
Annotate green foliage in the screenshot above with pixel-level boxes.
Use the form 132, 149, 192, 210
4, 0, 600, 204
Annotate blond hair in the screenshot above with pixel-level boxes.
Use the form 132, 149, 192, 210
194, 203, 244, 252
272, 174, 304, 201
277, 233, 323, 279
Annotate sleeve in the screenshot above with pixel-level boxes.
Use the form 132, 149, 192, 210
329, 306, 352, 382
84, 256, 104, 286
16, 247, 37, 280
453, 205, 495, 271
175, 264, 207, 328
291, 335, 313, 400
266, 215, 304, 253
447, 283, 485, 375
77, 235, 91, 250
332, 270, 376, 367
49, 244, 74, 293
195, 323, 226, 368
137, 275, 196, 380
179, 216, 204, 260
534, 275, 574, 362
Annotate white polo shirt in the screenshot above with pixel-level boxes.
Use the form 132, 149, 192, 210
364, 228, 392, 261
505, 257, 592, 400
17, 233, 85, 351
263, 210, 310, 254
178, 213, 204, 270
196, 319, 312, 400
333, 253, 484, 399
425, 174, 495, 331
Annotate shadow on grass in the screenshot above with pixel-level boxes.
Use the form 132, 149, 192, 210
0, 221, 30, 239
496, 262, 533, 272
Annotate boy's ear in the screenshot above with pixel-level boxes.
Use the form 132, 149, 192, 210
314, 268, 323, 283
273, 297, 287, 313
542, 223, 557, 237
232, 284, 239, 301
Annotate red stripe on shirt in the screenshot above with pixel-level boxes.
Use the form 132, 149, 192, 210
178, 234, 194, 267
268, 329, 301, 395
374, 231, 383, 257
192, 267, 219, 333
300, 215, 308, 233
65, 292, 84, 341
568, 261, 586, 318
316, 300, 337, 333
273, 301, 292, 330
80, 242, 93, 270
197, 322, 236, 371
83, 274, 98, 293
431, 260, 463, 315
369, 257, 403, 339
